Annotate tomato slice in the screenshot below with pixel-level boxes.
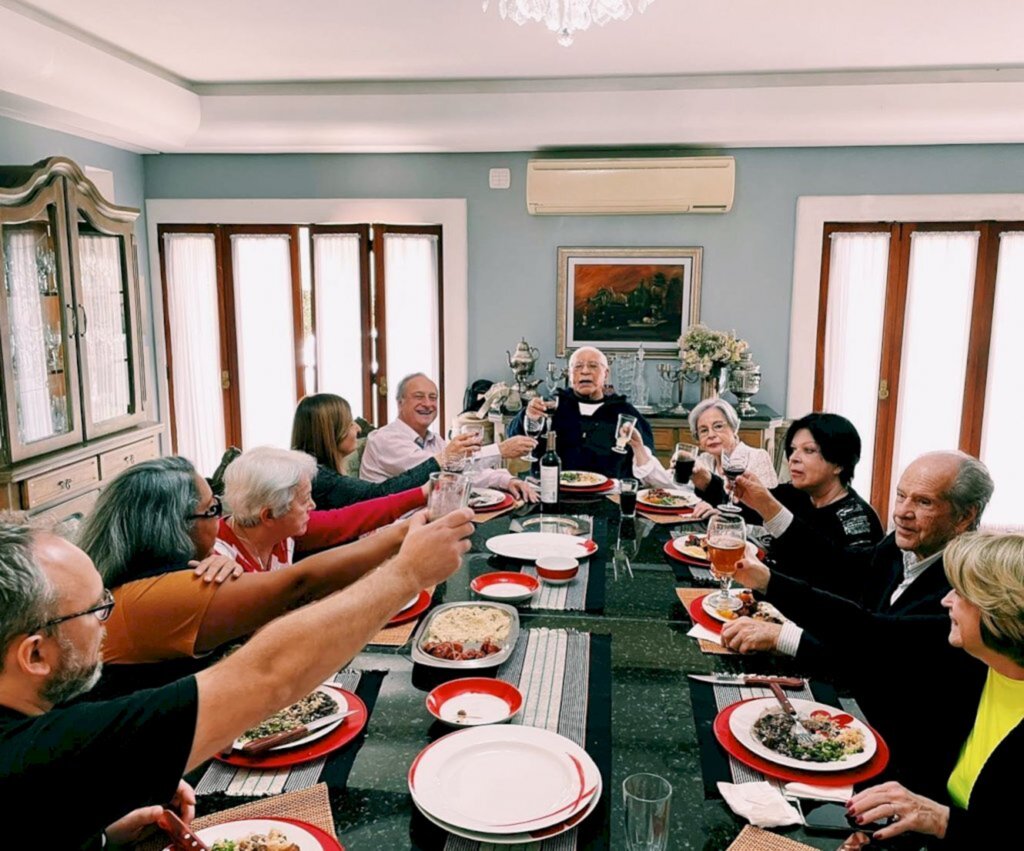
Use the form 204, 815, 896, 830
832, 713, 855, 727
809, 710, 832, 720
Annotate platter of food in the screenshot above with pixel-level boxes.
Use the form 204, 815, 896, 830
559, 471, 608, 489
217, 685, 367, 769
637, 488, 698, 511
485, 532, 597, 561
702, 589, 786, 624
470, 571, 539, 602
171, 817, 344, 851
728, 697, 877, 772
410, 602, 520, 669
469, 488, 511, 511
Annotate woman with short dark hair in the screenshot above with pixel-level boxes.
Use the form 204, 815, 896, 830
730, 412, 884, 559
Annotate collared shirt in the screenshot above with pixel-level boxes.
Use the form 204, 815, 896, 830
891, 548, 944, 605
359, 417, 508, 487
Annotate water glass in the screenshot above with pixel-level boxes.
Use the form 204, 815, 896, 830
612, 413, 638, 454
623, 773, 672, 851
426, 471, 472, 521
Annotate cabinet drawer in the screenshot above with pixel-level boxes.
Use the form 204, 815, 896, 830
739, 429, 768, 450
99, 436, 159, 480
653, 427, 678, 450
21, 458, 100, 508
34, 489, 100, 528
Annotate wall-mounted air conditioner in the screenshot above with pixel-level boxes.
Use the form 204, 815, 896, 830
526, 156, 735, 215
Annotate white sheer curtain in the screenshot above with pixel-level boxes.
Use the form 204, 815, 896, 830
890, 231, 978, 511
821, 232, 890, 498
164, 233, 226, 477
231, 234, 297, 449
79, 234, 130, 422
980, 232, 1024, 529
5, 229, 53, 442
313, 233, 364, 413
383, 233, 440, 422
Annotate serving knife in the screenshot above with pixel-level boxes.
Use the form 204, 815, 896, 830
157, 809, 210, 851
238, 708, 358, 755
688, 674, 805, 688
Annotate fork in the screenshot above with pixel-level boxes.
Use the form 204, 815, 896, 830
769, 682, 816, 747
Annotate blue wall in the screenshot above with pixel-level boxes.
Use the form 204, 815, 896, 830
143, 144, 1024, 413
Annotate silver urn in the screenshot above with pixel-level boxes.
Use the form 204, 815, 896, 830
727, 352, 761, 417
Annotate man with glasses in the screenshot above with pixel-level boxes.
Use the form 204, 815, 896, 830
0, 508, 474, 848
509, 346, 654, 478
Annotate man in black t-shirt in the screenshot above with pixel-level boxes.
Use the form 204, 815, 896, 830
0, 508, 473, 849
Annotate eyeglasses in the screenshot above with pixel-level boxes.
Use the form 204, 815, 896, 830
189, 494, 223, 520
571, 362, 604, 373
696, 421, 732, 438
31, 588, 115, 632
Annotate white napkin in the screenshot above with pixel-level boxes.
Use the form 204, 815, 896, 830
717, 781, 803, 828
687, 624, 723, 645
784, 781, 853, 802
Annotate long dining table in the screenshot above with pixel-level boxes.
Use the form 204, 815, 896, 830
190, 494, 860, 850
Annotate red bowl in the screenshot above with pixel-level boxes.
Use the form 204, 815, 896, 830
425, 676, 524, 726
535, 556, 579, 584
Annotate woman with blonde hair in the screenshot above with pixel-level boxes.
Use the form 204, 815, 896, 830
843, 531, 1024, 849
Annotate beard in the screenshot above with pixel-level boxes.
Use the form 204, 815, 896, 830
40, 633, 103, 705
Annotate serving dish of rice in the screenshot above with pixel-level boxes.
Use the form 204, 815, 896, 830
411, 602, 520, 669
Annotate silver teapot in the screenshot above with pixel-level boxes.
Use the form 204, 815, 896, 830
506, 338, 542, 400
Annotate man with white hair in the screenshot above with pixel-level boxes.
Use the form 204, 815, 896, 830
360, 373, 537, 501
508, 346, 654, 478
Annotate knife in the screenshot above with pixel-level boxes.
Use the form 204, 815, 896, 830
157, 809, 210, 851
688, 674, 805, 688
238, 709, 358, 755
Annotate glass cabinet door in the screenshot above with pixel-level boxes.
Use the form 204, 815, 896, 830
0, 178, 83, 462
66, 184, 146, 439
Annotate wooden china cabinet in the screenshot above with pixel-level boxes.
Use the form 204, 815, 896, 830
0, 157, 161, 525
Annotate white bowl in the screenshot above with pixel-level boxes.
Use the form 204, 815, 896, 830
535, 555, 579, 585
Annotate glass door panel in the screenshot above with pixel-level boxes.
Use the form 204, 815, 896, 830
0, 182, 82, 461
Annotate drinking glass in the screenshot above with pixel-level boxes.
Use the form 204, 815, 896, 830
619, 477, 639, 518
623, 773, 672, 851
524, 414, 546, 462
719, 449, 747, 513
705, 514, 746, 611
671, 442, 699, 488
426, 471, 472, 521
612, 414, 638, 454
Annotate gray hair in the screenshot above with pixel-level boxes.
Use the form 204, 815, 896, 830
78, 456, 201, 589
688, 398, 741, 439
0, 522, 58, 666
224, 446, 317, 528
396, 372, 433, 401
943, 452, 994, 530
568, 347, 609, 371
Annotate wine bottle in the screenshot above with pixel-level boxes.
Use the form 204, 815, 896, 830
540, 430, 561, 512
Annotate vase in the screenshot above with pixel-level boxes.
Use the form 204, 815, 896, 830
700, 370, 723, 400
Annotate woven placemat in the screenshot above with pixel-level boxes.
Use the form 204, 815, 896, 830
726, 825, 818, 851
134, 784, 334, 850
368, 587, 435, 646
472, 500, 522, 524
676, 587, 734, 655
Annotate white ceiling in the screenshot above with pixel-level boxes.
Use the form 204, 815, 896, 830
4, 0, 1024, 152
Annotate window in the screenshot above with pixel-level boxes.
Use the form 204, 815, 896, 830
159, 223, 443, 475
816, 221, 1022, 527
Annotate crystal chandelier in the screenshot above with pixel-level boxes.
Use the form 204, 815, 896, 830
483, 0, 655, 47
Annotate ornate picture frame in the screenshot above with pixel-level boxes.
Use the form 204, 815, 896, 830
556, 246, 702, 357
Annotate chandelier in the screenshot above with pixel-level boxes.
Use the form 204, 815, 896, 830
483, 0, 655, 47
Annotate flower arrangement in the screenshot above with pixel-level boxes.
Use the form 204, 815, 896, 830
677, 324, 748, 378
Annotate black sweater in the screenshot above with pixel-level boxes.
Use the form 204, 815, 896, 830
311, 457, 438, 510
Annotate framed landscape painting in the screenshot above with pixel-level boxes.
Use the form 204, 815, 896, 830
555, 246, 702, 357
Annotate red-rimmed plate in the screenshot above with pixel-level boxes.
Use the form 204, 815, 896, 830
426, 676, 524, 726
273, 817, 346, 851
664, 539, 709, 567
216, 686, 368, 769
473, 493, 516, 514
560, 479, 615, 494
639, 503, 696, 516
470, 571, 539, 602
388, 589, 432, 625
637, 488, 698, 511
713, 698, 889, 786
559, 471, 608, 489
470, 489, 515, 513
687, 593, 725, 634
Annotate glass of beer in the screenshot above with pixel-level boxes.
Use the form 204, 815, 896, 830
705, 514, 746, 611
612, 414, 638, 454
671, 442, 699, 487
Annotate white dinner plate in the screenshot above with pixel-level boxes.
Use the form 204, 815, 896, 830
469, 488, 507, 509
672, 535, 758, 561
701, 591, 787, 625
164, 818, 322, 851
409, 725, 600, 834
637, 488, 698, 509
485, 532, 596, 561
559, 471, 608, 488
413, 775, 602, 845
728, 697, 877, 772
232, 685, 347, 752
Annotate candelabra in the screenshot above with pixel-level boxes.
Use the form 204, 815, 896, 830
546, 360, 569, 392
